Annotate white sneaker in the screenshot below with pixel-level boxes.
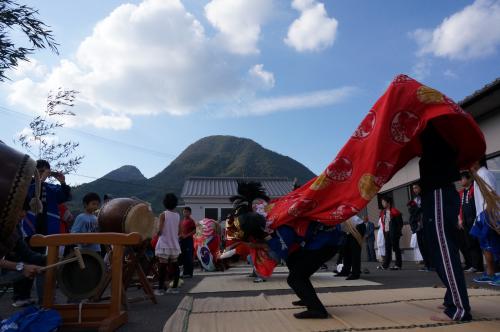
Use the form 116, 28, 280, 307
465, 267, 477, 273
12, 299, 33, 307
154, 290, 165, 296
166, 288, 179, 294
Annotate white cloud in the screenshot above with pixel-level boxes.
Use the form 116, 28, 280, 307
222, 86, 357, 116
5, 0, 352, 130
444, 69, 458, 79
285, 0, 338, 52
411, 59, 432, 81
10, 59, 47, 79
204, 0, 272, 54
411, 0, 500, 60
248, 64, 275, 89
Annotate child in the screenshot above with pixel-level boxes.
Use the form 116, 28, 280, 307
155, 193, 181, 295
71, 193, 101, 253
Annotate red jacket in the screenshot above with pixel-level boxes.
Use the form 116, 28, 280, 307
379, 207, 403, 237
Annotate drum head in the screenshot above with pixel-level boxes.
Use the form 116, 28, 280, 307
125, 203, 154, 240
57, 249, 106, 300
197, 245, 216, 272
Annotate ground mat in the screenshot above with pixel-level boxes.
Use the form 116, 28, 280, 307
188, 273, 381, 293
165, 287, 500, 332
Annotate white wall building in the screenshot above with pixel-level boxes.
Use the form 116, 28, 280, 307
180, 177, 295, 222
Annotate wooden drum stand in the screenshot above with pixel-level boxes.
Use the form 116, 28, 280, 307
30, 232, 142, 332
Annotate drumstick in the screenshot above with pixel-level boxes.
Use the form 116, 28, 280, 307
39, 247, 85, 272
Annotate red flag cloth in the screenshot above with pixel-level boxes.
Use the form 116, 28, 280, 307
266, 74, 486, 233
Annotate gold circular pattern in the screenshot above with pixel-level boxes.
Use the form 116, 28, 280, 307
358, 173, 380, 201
310, 173, 332, 190
416, 86, 445, 104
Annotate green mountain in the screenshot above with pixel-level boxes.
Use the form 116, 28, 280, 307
70, 135, 316, 213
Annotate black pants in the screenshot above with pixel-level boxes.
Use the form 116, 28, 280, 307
366, 238, 376, 262
382, 233, 402, 268
422, 186, 471, 321
416, 229, 432, 268
286, 246, 338, 313
180, 237, 194, 276
341, 235, 362, 276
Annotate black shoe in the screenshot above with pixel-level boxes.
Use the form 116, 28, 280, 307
334, 272, 349, 277
346, 274, 360, 280
182, 275, 193, 279
292, 300, 306, 306
293, 310, 328, 319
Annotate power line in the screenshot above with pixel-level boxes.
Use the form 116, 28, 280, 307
0, 105, 177, 159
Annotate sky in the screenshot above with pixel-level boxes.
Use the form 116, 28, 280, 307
1, 0, 499, 185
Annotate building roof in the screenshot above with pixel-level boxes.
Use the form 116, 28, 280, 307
181, 177, 294, 198
459, 78, 500, 120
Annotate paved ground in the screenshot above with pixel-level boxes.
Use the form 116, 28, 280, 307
0, 260, 498, 331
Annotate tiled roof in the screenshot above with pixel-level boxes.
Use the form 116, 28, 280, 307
459, 78, 500, 107
181, 177, 294, 198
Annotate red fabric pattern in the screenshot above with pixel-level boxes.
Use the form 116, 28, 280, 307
266, 74, 485, 230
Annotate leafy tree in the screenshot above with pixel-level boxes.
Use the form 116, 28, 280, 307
0, 0, 58, 81
15, 88, 84, 174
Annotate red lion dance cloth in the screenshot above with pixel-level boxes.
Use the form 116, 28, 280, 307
251, 74, 485, 277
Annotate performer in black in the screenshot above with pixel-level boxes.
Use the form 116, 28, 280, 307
419, 123, 471, 321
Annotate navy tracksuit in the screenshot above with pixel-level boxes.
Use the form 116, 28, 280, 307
419, 124, 471, 321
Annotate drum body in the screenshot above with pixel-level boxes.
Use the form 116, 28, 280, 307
57, 249, 106, 300
0, 143, 36, 256
98, 197, 154, 240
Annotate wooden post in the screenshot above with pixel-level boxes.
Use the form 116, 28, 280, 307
42, 245, 58, 308
110, 244, 124, 317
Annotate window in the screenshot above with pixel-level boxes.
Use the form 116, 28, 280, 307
220, 208, 233, 221
204, 208, 218, 220
487, 154, 500, 191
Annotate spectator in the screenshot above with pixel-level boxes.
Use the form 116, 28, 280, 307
179, 207, 196, 278
378, 196, 403, 270
71, 193, 101, 253
335, 216, 366, 280
408, 182, 432, 271
458, 171, 483, 273
363, 215, 376, 262
155, 193, 181, 295
470, 158, 499, 286
15, 160, 71, 305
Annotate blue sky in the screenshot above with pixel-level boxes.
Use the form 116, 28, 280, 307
1, 0, 499, 185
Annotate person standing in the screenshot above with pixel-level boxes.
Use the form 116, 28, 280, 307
16, 160, 71, 306
364, 215, 376, 262
419, 123, 471, 321
179, 207, 196, 278
335, 216, 366, 280
470, 159, 499, 286
155, 193, 181, 295
408, 182, 432, 271
458, 172, 483, 273
70, 193, 101, 254
378, 196, 403, 270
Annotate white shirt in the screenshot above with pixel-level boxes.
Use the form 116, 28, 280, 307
474, 166, 497, 217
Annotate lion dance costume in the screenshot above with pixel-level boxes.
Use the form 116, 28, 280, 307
228, 74, 486, 319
